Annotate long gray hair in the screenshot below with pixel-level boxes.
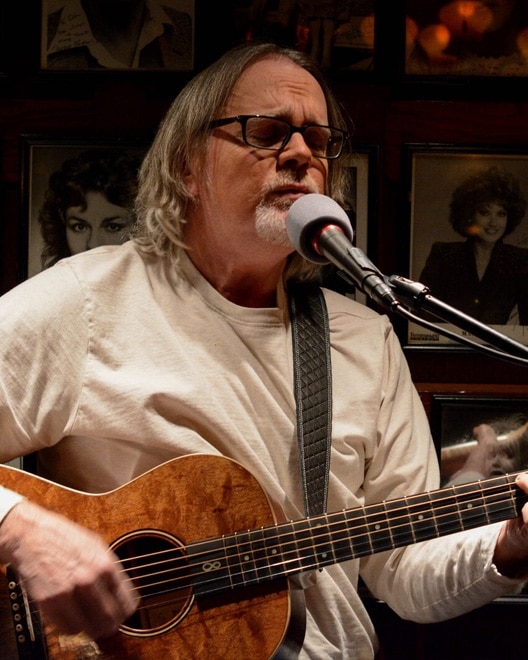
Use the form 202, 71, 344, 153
134, 42, 352, 281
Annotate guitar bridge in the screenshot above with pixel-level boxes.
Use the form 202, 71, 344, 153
5, 566, 48, 659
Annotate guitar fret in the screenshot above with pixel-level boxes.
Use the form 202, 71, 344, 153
287, 520, 317, 574
365, 503, 393, 553
342, 508, 374, 558
306, 516, 335, 570
407, 492, 439, 543
428, 488, 463, 535
232, 530, 260, 587
184, 469, 525, 600
453, 482, 489, 530
327, 510, 355, 564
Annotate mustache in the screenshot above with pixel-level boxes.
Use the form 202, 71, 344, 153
260, 174, 320, 200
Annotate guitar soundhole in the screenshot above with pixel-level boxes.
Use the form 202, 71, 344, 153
111, 529, 194, 638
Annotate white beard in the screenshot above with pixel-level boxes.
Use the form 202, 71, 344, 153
254, 174, 320, 248
254, 198, 293, 248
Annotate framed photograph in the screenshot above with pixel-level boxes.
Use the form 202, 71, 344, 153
20, 136, 149, 281
227, 1, 375, 76
40, 0, 195, 72
404, 0, 528, 78
430, 392, 528, 485
322, 144, 378, 305
431, 391, 528, 599
403, 143, 528, 348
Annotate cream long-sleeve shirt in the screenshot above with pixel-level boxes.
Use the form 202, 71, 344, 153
0, 242, 521, 658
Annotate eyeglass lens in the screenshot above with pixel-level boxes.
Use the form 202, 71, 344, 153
244, 117, 343, 158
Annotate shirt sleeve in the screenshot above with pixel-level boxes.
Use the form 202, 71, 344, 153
0, 486, 25, 524
358, 327, 522, 622
0, 263, 89, 462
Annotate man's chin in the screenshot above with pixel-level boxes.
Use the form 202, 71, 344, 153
255, 206, 293, 248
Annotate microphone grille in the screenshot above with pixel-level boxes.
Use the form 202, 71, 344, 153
286, 193, 353, 264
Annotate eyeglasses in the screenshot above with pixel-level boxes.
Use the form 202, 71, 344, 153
207, 114, 348, 159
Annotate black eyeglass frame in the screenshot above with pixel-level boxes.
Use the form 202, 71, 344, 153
207, 114, 348, 160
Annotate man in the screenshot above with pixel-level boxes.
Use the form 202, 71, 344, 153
1, 42, 528, 658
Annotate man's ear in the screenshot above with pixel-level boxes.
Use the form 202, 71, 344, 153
184, 170, 200, 198
183, 154, 202, 198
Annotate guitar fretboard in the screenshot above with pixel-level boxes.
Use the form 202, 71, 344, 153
188, 473, 525, 597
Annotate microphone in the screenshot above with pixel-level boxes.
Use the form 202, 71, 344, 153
287, 194, 399, 309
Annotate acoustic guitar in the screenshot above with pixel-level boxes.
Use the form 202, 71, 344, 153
0, 454, 525, 659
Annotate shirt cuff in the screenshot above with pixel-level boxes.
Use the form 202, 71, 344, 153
0, 486, 26, 524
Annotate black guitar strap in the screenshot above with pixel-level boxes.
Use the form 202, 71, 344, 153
289, 282, 332, 518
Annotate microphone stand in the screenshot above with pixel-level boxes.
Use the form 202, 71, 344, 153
310, 224, 528, 366
333, 266, 528, 367
388, 275, 528, 362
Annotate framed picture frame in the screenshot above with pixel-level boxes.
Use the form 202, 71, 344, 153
40, 0, 195, 72
20, 135, 149, 281
430, 392, 528, 486
404, 0, 528, 79
430, 390, 528, 600
226, 1, 375, 77
402, 143, 528, 349
322, 144, 378, 305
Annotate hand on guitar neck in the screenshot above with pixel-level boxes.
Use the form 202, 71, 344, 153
494, 472, 528, 579
0, 498, 138, 640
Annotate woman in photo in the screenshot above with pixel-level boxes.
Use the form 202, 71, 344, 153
39, 148, 141, 269
419, 165, 528, 324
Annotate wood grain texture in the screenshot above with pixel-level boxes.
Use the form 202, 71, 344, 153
0, 456, 305, 659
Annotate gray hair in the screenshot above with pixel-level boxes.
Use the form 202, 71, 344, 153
133, 42, 352, 281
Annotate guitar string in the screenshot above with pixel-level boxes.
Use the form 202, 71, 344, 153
115, 477, 518, 586
109, 476, 521, 606
19, 475, 522, 619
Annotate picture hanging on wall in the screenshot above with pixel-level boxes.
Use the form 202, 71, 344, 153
430, 390, 528, 601
404, 0, 528, 78
431, 392, 528, 486
228, 1, 375, 75
322, 144, 378, 304
403, 143, 528, 349
40, 0, 195, 72
20, 135, 149, 281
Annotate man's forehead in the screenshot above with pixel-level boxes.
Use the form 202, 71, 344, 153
226, 58, 327, 115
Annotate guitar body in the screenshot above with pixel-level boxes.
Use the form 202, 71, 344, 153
0, 455, 305, 659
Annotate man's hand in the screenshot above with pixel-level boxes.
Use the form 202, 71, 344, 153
494, 472, 528, 578
0, 500, 138, 640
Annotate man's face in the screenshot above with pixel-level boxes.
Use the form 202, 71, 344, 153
184, 57, 329, 264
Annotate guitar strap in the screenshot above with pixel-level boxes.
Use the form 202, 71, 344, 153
289, 282, 332, 518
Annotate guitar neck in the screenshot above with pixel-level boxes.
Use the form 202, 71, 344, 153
189, 472, 526, 597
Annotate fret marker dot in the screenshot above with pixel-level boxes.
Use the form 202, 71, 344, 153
244, 555, 250, 561
271, 549, 277, 555
322, 552, 328, 559
418, 514, 423, 520
375, 524, 381, 530
467, 503, 472, 509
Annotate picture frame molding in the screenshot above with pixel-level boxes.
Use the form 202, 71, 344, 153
400, 141, 528, 351
19, 134, 149, 282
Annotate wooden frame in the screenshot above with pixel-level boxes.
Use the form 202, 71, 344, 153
402, 143, 528, 349
20, 135, 148, 281
323, 144, 378, 304
40, 0, 195, 72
